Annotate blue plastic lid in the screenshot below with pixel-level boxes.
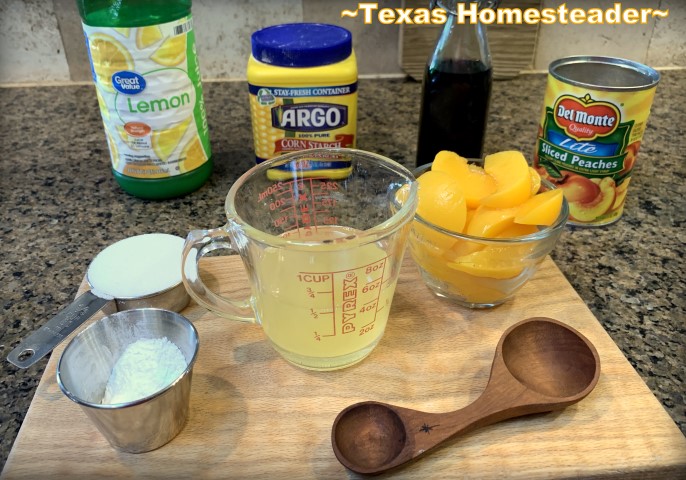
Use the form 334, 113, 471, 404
251, 23, 352, 68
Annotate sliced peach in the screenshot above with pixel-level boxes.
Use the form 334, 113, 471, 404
514, 189, 564, 226
466, 205, 518, 237
445, 237, 484, 259
432, 150, 469, 179
413, 253, 507, 303
481, 151, 532, 208
416, 170, 467, 233
411, 221, 456, 253
432, 152, 497, 208
620, 141, 640, 176
443, 272, 509, 304
412, 171, 466, 252
447, 246, 525, 279
616, 177, 631, 194
409, 231, 448, 267
568, 177, 616, 222
453, 164, 497, 209
560, 173, 600, 203
496, 223, 539, 237
529, 167, 541, 195
612, 178, 631, 210
464, 207, 477, 230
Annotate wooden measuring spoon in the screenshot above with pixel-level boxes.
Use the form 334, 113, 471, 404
331, 317, 601, 475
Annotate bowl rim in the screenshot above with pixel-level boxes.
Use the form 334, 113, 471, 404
410, 160, 569, 244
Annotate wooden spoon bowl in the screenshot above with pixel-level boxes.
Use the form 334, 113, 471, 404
331, 317, 601, 475
501, 317, 599, 398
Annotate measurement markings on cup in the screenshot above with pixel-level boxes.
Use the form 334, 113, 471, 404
299, 271, 336, 339
269, 178, 339, 235
359, 258, 388, 330
297, 257, 388, 340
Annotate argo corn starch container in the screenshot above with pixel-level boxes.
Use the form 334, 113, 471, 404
533, 56, 660, 227
247, 23, 358, 180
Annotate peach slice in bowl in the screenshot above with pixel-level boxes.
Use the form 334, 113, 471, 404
403, 154, 569, 309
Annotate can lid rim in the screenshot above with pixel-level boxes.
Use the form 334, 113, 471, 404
549, 56, 660, 91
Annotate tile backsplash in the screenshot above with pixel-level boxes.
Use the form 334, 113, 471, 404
533, 0, 683, 70
0, 0, 682, 84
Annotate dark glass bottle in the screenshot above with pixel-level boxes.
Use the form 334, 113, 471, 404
416, 0, 494, 166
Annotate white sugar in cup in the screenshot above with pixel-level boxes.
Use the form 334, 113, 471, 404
8, 233, 190, 369
87, 233, 185, 299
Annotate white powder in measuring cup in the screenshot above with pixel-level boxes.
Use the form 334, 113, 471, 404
102, 337, 186, 404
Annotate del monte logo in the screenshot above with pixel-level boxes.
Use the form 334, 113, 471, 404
553, 94, 620, 141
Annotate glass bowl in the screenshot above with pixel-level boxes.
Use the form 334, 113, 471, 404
407, 160, 569, 308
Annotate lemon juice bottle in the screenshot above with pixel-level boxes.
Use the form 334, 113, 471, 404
77, 0, 212, 199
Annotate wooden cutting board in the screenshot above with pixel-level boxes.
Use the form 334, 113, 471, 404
3, 256, 686, 479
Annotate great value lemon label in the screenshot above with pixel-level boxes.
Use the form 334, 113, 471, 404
533, 58, 659, 226
248, 83, 357, 177
83, 16, 211, 179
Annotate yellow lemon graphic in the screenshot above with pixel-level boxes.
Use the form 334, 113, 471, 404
116, 124, 128, 145
179, 135, 206, 173
152, 117, 191, 162
113, 28, 130, 38
150, 35, 186, 66
136, 25, 163, 49
88, 33, 134, 91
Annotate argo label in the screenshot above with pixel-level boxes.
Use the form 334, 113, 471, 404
247, 23, 358, 180
533, 57, 659, 226
248, 83, 357, 168
273, 102, 349, 131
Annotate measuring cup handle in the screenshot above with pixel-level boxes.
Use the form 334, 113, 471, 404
182, 227, 256, 323
7, 290, 112, 368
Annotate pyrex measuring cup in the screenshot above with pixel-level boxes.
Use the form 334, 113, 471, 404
182, 148, 418, 370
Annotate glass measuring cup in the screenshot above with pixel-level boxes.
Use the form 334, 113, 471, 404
181, 148, 418, 371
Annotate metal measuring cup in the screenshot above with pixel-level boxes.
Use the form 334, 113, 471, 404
7, 234, 189, 369
56, 308, 199, 453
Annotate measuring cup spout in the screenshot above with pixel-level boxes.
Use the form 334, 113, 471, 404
181, 227, 255, 323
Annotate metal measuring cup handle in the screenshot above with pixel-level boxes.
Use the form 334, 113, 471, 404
7, 291, 114, 369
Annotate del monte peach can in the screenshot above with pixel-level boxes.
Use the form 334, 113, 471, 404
533, 56, 660, 227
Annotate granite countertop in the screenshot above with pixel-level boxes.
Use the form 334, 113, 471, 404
1, 72, 684, 469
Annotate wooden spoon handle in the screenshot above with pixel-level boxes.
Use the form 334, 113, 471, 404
404, 355, 550, 459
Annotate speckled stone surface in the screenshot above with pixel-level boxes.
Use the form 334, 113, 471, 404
1, 72, 684, 469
